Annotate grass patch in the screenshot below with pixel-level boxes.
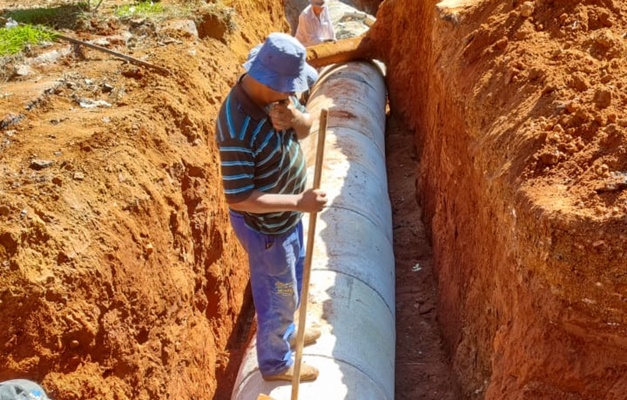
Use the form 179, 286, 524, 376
4, 4, 86, 29
114, 2, 166, 18
0, 24, 55, 56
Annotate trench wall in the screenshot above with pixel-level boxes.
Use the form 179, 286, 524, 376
371, 0, 627, 399
0, 1, 287, 399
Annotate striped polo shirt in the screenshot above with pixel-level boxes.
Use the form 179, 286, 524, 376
216, 78, 307, 235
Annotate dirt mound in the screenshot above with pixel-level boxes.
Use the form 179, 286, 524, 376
371, 0, 626, 398
0, 1, 287, 398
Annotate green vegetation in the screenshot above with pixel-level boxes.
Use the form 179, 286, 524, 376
115, 2, 166, 18
0, 24, 55, 56
0, 0, 230, 57
4, 4, 85, 27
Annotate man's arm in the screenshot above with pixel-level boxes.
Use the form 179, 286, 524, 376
290, 106, 314, 140
228, 188, 327, 214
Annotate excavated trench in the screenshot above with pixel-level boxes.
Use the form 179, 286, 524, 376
374, 1, 627, 400
234, 0, 627, 398
1, 0, 626, 399
228, 0, 627, 398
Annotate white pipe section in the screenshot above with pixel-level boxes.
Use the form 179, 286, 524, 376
231, 61, 393, 400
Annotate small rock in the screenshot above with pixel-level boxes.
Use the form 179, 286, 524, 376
566, 101, 580, 113
594, 30, 615, 48
0, 205, 10, 216
539, 150, 559, 165
159, 19, 199, 39
73, 172, 85, 181
30, 159, 54, 170
14, 65, 32, 77
593, 88, 612, 108
77, 98, 112, 108
596, 164, 610, 177
92, 38, 111, 47
520, 1, 534, 17
495, 37, 508, 50
528, 67, 545, 81
145, 243, 154, 256
514, 29, 530, 40
33, 48, 71, 64
563, 142, 578, 154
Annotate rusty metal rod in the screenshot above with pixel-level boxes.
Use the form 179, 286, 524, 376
6, 19, 171, 76
54, 32, 171, 76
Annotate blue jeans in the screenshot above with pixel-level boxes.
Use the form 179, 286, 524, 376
229, 210, 305, 375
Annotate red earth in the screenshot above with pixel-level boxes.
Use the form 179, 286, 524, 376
1, 0, 626, 399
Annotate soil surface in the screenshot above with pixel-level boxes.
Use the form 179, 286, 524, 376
2, 0, 627, 399
387, 114, 461, 400
0, 1, 283, 399
2, 0, 450, 399
370, 0, 627, 399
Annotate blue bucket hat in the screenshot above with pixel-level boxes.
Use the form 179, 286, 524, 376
243, 33, 318, 93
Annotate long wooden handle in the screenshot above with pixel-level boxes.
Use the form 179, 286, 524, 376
291, 108, 328, 400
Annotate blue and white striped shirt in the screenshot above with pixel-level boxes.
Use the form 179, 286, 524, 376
216, 78, 307, 234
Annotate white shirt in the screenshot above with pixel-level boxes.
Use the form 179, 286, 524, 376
295, 5, 336, 47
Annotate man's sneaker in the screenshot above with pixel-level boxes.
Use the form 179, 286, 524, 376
289, 327, 322, 349
262, 363, 319, 382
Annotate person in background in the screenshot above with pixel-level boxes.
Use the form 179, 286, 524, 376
295, 0, 336, 47
215, 33, 327, 382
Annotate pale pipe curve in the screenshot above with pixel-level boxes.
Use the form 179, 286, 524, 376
231, 61, 393, 400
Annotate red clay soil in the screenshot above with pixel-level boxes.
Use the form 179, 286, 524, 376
2, 0, 627, 399
0, 1, 284, 399
387, 114, 462, 400
370, 0, 627, 399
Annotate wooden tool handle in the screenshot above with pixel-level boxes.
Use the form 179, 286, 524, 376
291, 108, 328, 400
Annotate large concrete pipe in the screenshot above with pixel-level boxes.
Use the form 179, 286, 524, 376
231, 61, 393, 400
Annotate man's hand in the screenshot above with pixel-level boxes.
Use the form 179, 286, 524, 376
297, 188, 327, 213
268, 100, 296, 131
268, 99, 313, 138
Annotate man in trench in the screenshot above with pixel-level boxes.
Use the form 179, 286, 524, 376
215, 32, 326, 382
